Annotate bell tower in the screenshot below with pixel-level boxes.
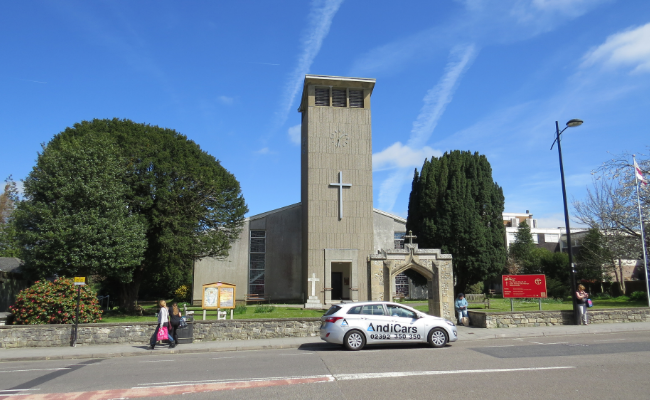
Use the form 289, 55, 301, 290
298, 75, 376, 307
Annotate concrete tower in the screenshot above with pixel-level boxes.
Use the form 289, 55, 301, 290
298, 75, 376, 307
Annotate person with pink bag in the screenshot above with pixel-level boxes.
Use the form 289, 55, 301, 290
149, 300, 175, 349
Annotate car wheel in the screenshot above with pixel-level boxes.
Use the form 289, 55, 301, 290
427, 328, 448, 348
343, 330, 366, 351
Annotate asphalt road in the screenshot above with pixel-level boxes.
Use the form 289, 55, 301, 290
1, 331, 650, 399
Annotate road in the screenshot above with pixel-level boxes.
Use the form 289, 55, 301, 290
1, 330, 650, 399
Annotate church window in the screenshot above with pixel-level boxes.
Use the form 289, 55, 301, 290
332, 89, 347, 107
249, 230, 265, 295
349, 90, 364, 108
394, 232, 406, 249
315, 87, 330, 106
395, 272, 409, 298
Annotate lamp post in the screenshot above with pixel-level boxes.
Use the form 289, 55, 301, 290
551, 118, 583, 325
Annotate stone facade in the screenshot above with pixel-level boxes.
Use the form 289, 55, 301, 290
0, 318, 321, 349
369, 244, 454, 320
468, 308, 650, 328
300, 75, 376, 306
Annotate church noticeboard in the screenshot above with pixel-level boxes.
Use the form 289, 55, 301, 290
202, 282, 236, 309
502, 275, 547, 298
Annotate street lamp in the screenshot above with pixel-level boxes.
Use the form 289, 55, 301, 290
551, 119, 583, 325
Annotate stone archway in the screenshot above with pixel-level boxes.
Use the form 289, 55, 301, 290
369, 243, 453, 320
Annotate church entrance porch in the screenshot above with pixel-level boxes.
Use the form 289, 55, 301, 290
368, 243, 454, 320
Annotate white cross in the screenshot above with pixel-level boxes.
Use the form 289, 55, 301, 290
308, 273, 320, 298
329, 171, 352, 220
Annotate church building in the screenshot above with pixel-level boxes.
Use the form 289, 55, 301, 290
193, 75, 454, 319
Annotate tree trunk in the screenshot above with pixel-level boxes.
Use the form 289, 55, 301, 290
615, 259, 626, 294
119, 266, 145, 312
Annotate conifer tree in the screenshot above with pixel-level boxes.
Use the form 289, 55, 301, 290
406, 150, 506, 293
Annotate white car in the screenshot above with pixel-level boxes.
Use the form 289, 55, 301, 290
320, 301, 458, 351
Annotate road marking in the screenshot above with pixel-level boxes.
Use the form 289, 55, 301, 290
4, 366, 576, 399
0, 368, 70, 373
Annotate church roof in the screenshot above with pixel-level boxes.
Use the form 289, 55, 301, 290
373, 208, 406, 223
248, 202, 301, 221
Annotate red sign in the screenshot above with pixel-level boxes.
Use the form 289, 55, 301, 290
502, 275, 547, 298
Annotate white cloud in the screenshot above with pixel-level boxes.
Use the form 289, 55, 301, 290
373, 142, 440, 172
581, 23, 650, 74
408, 44, 476, 148
374, 45, 475, 212
218, 96, 234, 105
255, 147, 271, 154
288, 124, 301, 145
277, 0, 344, 127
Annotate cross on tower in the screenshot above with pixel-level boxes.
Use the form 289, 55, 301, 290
329, 171, 352, 220
405, 230, 417, 245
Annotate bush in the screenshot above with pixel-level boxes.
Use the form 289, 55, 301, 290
466, 282, 484, 294
174, 285, 190, 302
9, 278, 102, 325
594, 292, 611, 299
234, 303, 247, 315
630, 291, 647, 301
254, 304, 274, 313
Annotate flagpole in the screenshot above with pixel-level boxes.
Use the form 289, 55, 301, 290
633, 155, 650, 307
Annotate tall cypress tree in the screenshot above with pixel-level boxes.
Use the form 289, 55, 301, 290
406, 150, 506, 292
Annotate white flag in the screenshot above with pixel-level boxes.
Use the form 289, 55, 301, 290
635, 159, 648, 186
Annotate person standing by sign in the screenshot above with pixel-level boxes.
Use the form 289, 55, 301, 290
455, 293, 469, 325
576, 285, 589, 325
149, 300, 175, 349
168, 302, 182, 346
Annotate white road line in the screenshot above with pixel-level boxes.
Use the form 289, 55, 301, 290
0, 368, 70, 373
333, 366, 576, 381
134, 366, 575, 389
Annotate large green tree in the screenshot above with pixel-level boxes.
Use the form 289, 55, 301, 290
406, 150, 507, 292
0, 177, 20, 257
508, 221, 535, 272
15, 119, 247, 308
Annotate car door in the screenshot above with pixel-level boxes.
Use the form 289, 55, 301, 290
359, 304, 393, 344
385, 304, 426, 343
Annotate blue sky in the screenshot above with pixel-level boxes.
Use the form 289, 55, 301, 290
1, 0, 649, 228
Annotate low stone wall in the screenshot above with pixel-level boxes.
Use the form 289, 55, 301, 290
0, 318, 321, 349
468, 308, 650, 328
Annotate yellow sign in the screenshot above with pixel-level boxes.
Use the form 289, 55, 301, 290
74, 277, 86, 286
202, 281, 236, 309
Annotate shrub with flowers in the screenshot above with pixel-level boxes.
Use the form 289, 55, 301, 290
9, 278, 103, 325
174, 285, 190, 302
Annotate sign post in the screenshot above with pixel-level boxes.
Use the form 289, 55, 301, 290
72, 277, 86, 347
502, 275, 547, 311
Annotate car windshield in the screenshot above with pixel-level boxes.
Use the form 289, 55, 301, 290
324, 305, 342, 316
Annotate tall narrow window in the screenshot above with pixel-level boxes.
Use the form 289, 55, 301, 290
349, 90, 364, 108
315, 87, 329, 106
394, 232, 405, 249
332, 89, 346, 107
249, 230, 265, 295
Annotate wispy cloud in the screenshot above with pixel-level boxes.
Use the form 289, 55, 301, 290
581, 22, 650, 74
287, 124, 301, 145
218, 95, 234, 105
374, 45, 476, 211
255, 147, 272, 155
277, 0, 344, 127
373, 143, 440, 172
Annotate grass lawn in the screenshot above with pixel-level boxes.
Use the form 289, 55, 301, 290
99, 304, 324, 323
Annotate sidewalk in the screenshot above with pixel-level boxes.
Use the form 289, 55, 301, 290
2, 321, 650, 363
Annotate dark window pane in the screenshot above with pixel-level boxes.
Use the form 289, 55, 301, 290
325, 306, 342, 316
249, 284, 265, 295
332, 89, 346, 107
251, 230, 265, 238
250, 238, 265, 253
347, 306, 362, 315
315, 87, 329, 106
349, 90, 364, 108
